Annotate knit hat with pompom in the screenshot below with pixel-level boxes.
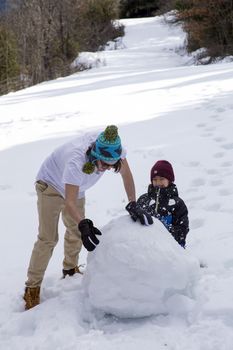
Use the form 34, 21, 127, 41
82, 125, 122, 174
150, 160, 175, 182
91, 125, 122, 163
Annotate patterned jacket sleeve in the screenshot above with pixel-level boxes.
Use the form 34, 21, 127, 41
169, 198, 189, 247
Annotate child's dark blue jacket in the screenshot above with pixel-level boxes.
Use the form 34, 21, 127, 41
137, 183, 189, 247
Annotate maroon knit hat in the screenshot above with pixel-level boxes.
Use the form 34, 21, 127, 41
150, 160, 175, 183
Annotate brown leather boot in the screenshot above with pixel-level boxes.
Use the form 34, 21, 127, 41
23, 286, 40, 310
62, 265, 83, 278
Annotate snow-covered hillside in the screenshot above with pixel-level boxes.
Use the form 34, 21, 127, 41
1, 14, 233, 350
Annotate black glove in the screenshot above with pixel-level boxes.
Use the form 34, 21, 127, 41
125, 201, 153, 225
78, 219, 102, 251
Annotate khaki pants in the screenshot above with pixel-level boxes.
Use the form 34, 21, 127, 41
25, 181, 85, 288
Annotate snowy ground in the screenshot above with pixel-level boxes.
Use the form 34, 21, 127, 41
1, 14, 233, 350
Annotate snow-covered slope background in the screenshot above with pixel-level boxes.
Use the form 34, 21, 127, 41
1, 14, 233, 350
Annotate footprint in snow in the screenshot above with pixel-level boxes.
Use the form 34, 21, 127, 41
209, 115, 218, 119
209, 179, 223, 187
218, 188, 233, 196
205, 126, 216, 132
186, 195, 206, 203
201, 132, 214, 137
215, 107, 226, 113
20, 117, 32, 122
213, 152, 225, 158
190, 178, 206, 187
204, 127, 216, 134
209, 115, 222, 122
0, 121, 13, 128
184, 161, 200, 167
214, 136, 225, 143
206, 169, 218, 175
224, 260, 233, 269
41, 116, 55, 122
196, 123, 206, 128
190, 218, 205, 230
133, 148, 164, 158
148, 149, 164, 158
220, 161, 233, 167
204, 203, 221, 211
0, 184, 11, 190
221, 143, 233, 150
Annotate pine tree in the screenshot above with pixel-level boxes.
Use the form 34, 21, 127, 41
119, 0, 160, 18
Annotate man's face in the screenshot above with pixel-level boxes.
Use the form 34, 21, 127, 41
96, 159, 115, 172
152, 176, 169, 188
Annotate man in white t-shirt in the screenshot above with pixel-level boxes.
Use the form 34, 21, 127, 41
23, 125, 153, 310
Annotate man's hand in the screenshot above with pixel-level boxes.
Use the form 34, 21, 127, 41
78, 219, 102, 251
126, 201, 153, 225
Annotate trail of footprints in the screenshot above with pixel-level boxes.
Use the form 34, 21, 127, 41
188, 105, 233, 231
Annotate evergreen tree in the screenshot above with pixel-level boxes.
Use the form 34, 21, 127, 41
120, 0, 160, 18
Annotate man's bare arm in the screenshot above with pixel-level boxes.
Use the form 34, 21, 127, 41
64, 184, 84, 224
120, 158, 136, 202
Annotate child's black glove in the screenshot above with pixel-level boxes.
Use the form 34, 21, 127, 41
78, 219, 102, 251
126, 201, 153, 225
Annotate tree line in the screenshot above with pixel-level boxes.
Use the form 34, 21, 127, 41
175, 0, 233, 62
1, 0, 233, 95
0, 0, 123, 95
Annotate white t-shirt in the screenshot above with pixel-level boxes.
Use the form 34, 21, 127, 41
36, 131, 126, 199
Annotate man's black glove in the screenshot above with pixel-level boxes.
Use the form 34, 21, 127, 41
78, 219, 102, 251
125, 201, 153, 225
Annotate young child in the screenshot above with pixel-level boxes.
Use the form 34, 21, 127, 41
137, 160, 189, 247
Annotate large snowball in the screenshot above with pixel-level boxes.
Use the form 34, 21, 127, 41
82, 216, 200, 318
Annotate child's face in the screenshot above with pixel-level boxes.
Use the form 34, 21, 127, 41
152, 176, 169, 188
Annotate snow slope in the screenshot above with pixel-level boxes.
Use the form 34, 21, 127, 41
1, 14, 233, 350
